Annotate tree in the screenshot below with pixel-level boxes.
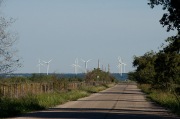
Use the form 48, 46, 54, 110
154, 52, 180, 87
85, 68, 115, 83
133, 51, 157, 84
148, 0, 180, 88
163, 35, 180, 54
148, 0, 180, 33
0, 2, 21, 74
128, 71, 138, 81
154, 36, 180, 88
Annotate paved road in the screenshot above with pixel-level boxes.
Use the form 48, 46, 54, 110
11, 84, 179, 119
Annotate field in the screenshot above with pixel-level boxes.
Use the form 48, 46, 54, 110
0, 70, 117, 118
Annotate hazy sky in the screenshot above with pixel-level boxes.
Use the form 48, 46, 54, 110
1, 0, 176, 73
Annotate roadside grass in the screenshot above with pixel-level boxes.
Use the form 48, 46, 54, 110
37, 90, 89, 109
80, 84, 109, 93
0, 83, 115, 118
138, 84, 180, 115
0, 95, 44, 118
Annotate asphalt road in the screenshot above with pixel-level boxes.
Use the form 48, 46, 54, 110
10, 84, 179, 119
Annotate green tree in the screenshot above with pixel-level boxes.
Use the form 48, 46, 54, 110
133, 51, 157, 84
148, 0, 180, 33
85, 68, 115, 83
163, 35, 180, 54
154, 36, 180, 88
148, 0, 180, 88
128, 71, 138, 81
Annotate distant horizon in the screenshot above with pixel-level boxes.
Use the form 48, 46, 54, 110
4, 72, 128, 80
2, 0, 176, 74
9, 72, 129, 74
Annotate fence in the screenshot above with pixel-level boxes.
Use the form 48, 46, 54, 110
0, 81, 106, 98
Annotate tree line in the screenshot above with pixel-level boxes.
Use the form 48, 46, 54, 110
129, 0, 180, 98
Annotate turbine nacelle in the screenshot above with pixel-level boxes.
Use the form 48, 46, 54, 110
43, 59, 52, 64
81, 58, 92, 73
42, 59, 52, 75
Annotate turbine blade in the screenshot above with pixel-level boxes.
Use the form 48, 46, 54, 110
87, 59, 91, 62
72, 64, 76, 67
42, 60, 47, 64
48, 59, 52, 63
81, 59, 85, 62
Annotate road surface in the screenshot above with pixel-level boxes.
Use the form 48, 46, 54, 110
11, 83, 179, 119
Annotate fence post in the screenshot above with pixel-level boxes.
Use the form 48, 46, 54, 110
3, 85, 6, 97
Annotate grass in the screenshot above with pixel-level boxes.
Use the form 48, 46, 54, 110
0, 95, 44, 117
36, 90, 89, 108
80, 85, 107, 93
0, 83, 115, 118
138, 84, 180, 115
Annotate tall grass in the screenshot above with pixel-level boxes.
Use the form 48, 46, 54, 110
138, 84, 180, 115
0, 95, 44, 117
0, 84, 114, 118
36, 90, 89, 108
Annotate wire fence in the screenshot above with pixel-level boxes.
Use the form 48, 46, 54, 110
0, 81, 106, 98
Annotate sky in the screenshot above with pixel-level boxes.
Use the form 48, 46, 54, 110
1, 0, 177, 74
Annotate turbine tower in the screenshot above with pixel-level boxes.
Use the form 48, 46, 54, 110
81, 59, 91, 73
117, 63, 122, 76
37, 59, 43, 74
72, 58, 80, 75
122, 62, 127, 73
43, 59, 52, 75
117, 56, 123, 76
118, 56, 127, 76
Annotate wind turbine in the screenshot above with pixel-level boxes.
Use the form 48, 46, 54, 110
117, 63, 122, 76
122, 61, 127, 73
81, 59, 91, 73
43, 59, 52, 75
117, 57, 123, 76
72, 58, 81, 75
37, 59, 43, 74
